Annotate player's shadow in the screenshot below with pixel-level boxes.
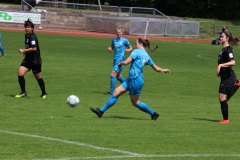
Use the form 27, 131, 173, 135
7, 94, 18, 97
7, 94, 30, 98
106, 116, 146, 120
193, 118, 219, 123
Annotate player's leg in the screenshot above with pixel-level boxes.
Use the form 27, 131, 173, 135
219, 76, 235, 123
116, 73, 125, 83
109, 70, 118, 94
0, 45, 5, 57
219, 93, 229, 123
91, 81, 128, 117
116, 58, 125, 83
227, 79, 240, 100
33, 63, 47, 99
15, 66, 28, 97
106, 59, 124, 95
129, 77, 159, 120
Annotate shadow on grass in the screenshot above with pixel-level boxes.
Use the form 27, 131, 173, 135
7, 94, 31, 98
105, 115, 146, 120
193, 118, 219, 123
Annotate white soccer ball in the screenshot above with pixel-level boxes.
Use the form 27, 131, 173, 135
39, 26, 42, 30
67, 95, 80, 107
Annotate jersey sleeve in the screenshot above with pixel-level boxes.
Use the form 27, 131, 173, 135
226, 48, 234, 61
125, 39, 131, 47
147, 57, 154, 66
29, 34, 37, 48
130, 50, 137, 59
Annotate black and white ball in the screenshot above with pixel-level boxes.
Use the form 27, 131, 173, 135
67, 95, 80, 107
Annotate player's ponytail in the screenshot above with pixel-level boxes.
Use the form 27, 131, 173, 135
145, 39, 158, 52
138, 38, 158, 52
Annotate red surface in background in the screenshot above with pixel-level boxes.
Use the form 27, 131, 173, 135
0, 26, 211, 43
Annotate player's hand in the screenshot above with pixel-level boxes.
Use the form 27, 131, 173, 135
19, 49, 24, 53
217, 65, 221, 77
19, 49, 26, 56
108, 47, 112, 52
163, 69, 170, 73
118, 63, 122, 68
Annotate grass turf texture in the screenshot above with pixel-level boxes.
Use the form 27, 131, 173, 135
0, 30, 240, 160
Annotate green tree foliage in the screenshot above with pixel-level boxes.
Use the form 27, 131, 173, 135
1, 0, 240, 19
103, 0, 240, 20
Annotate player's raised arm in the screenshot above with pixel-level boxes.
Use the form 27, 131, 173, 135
151, 64, 170, 73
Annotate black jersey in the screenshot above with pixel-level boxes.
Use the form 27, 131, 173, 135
24, 32, 41, 63
218, 46, 234, 78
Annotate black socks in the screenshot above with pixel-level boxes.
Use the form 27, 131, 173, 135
220, 100, 228, 120
37, 78, 46, 95
18, 76, 26, 93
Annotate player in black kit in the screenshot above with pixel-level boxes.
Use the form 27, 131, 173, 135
217, 30, 240, 124
15, 18, 47, 99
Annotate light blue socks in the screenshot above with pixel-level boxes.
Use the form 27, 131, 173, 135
0, 45, 5, 56
136, 101, 154, 115
100, 95, 118, 112
117, 77, 125, 83
110, 76, 116, 94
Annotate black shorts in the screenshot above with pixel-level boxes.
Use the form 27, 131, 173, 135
20, 59, 42, 73
219, 73, 236, 95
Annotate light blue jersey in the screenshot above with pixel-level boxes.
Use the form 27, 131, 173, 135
121, 49, 154, 96
128, 49, 154, 79
0, 33, 5, 56
111, 37, 131, 60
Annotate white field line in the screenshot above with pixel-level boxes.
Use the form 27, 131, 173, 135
197, 54, 214, 60
1, 130, 240, 160
33, 154, 240, 160
0, 129, 143, 156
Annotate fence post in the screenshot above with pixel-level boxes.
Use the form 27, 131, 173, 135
213, 23, 215, 34
117, 7, 121, 17
129, 7, 132, 17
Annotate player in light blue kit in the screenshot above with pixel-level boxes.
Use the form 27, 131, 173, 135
91, 38, 170, 120
0, 32, 6, 57
106, 27, 132, 95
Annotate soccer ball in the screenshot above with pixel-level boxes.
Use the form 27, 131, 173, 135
67, 95, 80, 107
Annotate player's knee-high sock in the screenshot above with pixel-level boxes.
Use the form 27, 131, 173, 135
18, 76, 26, 93
117, 77, 125, 83
227, 85, 239, 100
0, 46, 5, 55
100, 95, 118, 112
220, 100, 228, 120
110, 76, 116, 94
136, 101, 154, 115
37, 78, 46, 94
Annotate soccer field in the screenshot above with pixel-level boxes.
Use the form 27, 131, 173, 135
0, 30, 240, 160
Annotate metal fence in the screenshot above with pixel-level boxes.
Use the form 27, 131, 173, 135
21, 0, 172, 19
20, 0, 200, 36
86, 16, 199, 36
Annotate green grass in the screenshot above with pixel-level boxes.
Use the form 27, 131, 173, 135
184, 17, 240, 39
1, 30, 240, 160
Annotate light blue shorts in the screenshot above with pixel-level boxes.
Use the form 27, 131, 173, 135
112, 58, 124, 73
122, 76, 144, 96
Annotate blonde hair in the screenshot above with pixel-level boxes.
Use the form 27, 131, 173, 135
116, 27, 124, 32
